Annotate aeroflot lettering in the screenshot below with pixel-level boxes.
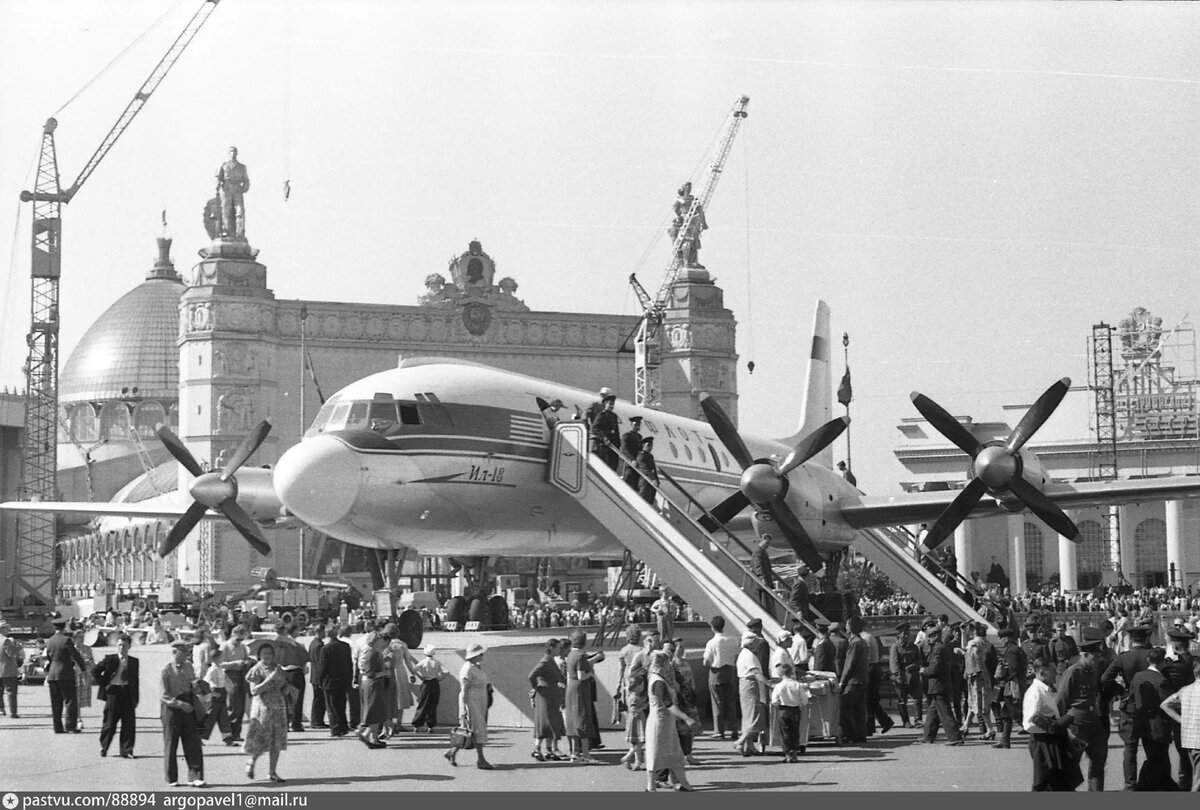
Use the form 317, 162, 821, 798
1121, 393, 1195, 412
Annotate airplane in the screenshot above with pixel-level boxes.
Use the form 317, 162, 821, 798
8, 301, 1200, 589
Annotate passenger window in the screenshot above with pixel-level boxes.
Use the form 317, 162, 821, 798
669, 442, 679, 458
709, 444, 722, 472
678, 428, 690, 441
697, 446, 706, 463
665, 425, 676, 439
644, 420, 658, 434
684, 445, 693, 461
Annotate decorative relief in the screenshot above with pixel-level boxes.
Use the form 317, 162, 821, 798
343, 314, 364, 339
547, 324, 563, 346
216, 386, 256, 433
527, 323, 544, 344
430, 318, 449, 342
606, 326, 619, 348
213, 344, 263, 377
668, 323, 692, 351
322, 314, 342, 338
366, 317, 385, 340
387, 317, 407, 341
277, 310, 299, 337
566, 324, 583, 346
506, 322, 524, 344
185, 302, 213, 333
410, 319, 428, 341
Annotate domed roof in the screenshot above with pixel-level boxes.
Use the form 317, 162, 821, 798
60, 239, 185, 404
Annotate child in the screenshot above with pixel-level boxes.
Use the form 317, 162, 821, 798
770, 660, 810, 762
411, 645, 447, 732
202, 648, 234, 744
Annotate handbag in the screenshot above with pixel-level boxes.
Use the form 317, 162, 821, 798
449, 725, 476, 750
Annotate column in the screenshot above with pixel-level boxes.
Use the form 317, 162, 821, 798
1118, 505, 1137, 586
1165, 500, 1185, 589
1007, 515, 1026, 594
953, 522, 972, 580
1058, 533, 1078, 591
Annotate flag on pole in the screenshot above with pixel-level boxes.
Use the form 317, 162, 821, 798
837, 367, 853, 407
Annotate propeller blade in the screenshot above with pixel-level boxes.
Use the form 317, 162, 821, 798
910, 393, 984, 459
778, 416, 850, 477
921, 477, 988, 551
1007, 475, 1079, 541
158, 501, 208, 557
221, 420, 273, 481
1005, 378, 1071, 455
220, 500, 273, 556
699, 393, 754, 470
698, 490, 751, 533
157, 426, 204, 478
763, 500, 825, 573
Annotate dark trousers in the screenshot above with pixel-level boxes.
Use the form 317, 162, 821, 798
922, 693, 962, 742
161, 705, 204, 784
348, 683, 362, 727
1067, 712, 1107, 790
1121, 731, 1141, 789
1, 677, 18, 715
225, 673, 246, 739
778, 705, 802, 753
413, 679, 440, 729
310, 683, 327, 727
1173, 724, 1194, 790
201, 689, 231, 741
47, 678, 77, 733
324, 685, 349, 735
708, 667, 738, 735
894, 673, 923, 724
1030, 734, 1076, 791
587, 679, 602, 747
1135, 737, 1176, 790
99, 685, 137, 755
286, 670, 306, 730
865, 665, 892, 733
838, 680, 868, 742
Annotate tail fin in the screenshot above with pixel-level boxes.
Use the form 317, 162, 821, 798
777, 300, 834, 468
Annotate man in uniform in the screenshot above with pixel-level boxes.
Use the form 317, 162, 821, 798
751, 536, 777, 618
992, 626, 1028, 749
1101, 622, 1155, 790
1049, 621, 1080, 677
829, 622, 849, 680
620, 416, 644, 489
889, 623, 922, 728
44, 616, 86, 733
1056, 630, 1107, 790
1021, 620, 1050, 680
811, 622, 836, 674
1128, 647, 1176, 790
861, 621, 893, 735
589, 390, 621, 471
1164, 626, 1196, 790
920, 625, 964, 745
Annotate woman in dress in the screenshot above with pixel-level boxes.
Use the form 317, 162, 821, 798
528, 639, 566, 761
242, 642, 291, 782
736, 631, 768, 756
445, 642, 493, 769
563, 630, 599, 763
385, 624, 420, 735
670, 638, 701, 766
644, 651, 696, 791
73, 629, 95, 730
358, 632, 390, 749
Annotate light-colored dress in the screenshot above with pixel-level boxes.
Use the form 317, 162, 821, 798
529, 654, 566, 740
564, 648, 595, 738
459, 660, 490, 745
242, 662, 289, 756
963, 636, 994, 718
645, 674, 685, 772
388, 639, 416, 714
75, 643, 95, 709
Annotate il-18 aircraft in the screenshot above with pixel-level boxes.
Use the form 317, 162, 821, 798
8, 302, 1200, 575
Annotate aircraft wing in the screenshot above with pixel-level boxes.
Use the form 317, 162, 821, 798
837, 474, 1200, 529
0, 501, 197, 520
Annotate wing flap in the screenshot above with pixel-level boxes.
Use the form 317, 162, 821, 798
0, 501, 203, 520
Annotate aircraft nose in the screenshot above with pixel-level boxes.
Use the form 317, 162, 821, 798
274, 435, 361, 527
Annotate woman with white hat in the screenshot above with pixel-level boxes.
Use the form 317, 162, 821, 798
445, 642, 493, 769
735, 631, 769, 756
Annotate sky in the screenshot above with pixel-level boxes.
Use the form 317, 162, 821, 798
2, 0, 1200, 495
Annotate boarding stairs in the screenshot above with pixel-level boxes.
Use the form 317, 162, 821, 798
851, 524, 992, 628
547, 421, 816, 645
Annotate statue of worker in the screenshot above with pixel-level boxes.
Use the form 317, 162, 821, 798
667, 181, 707, 269
216, 146, 250, 238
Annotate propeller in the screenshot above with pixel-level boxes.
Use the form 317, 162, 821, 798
911, 377, 1077, 551
698, 393, 847, 573
156, 421, 274, 558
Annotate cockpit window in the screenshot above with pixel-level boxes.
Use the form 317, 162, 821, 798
306, 396, 341, 435
306, 396, 423, 436
399, 405, 421, 425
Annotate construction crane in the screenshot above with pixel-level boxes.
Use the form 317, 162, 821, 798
629, 95, 749, 408
13, 0, 221, 607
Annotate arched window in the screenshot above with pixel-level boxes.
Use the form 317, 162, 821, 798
1024, 521, 1045, 590
99, 401, 132, 440
133, 401, 167, 439
167, 402, 179, 431
1076, 519, 1110, 590
1134, 518, 1168, 587
69, 403, 99, 443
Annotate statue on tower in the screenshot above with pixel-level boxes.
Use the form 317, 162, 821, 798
215, 146, 250, 239
667, 181, 707, 269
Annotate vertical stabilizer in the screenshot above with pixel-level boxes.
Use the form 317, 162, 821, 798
777, 300, 833, 468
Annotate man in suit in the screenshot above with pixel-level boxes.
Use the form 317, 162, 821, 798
920, 625, 964, 745
44, 617, 86, 734
1164, 627, 1196, 790
992, 626, 1028, 749
889, 622, 923, 728
837, 616, 869, 743
307, 622, 327, 729
829, 622, 848, 679
0, 620, 25, 718
321, 625, 353, 737
811, 622, 836, 674
273, 624, 310, 731
1129, 647, 1177, 790
340, 625, 362, 728
1101, 622, 1155, 790
93, 632, 139, 758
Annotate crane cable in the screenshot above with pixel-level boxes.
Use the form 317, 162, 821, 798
52, 0, 186, 117
741, 116, 756, 374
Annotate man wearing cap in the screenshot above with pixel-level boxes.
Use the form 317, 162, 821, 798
1056, 631, 1108, 790
920, 625, 964, 745
621, 416, 644, 489
412, 644, 447, 732
1049, 622, 1080, 677
811, 622, 836, 674
992, 627, 1028, 748
889, 623, 922, 728
829, 622, 848, 680
635, 437, 660, 504
746, 617, 770, 675
1127, 647, 1176, 789
272, 624, 310, 732
1021, 620, 1049, 680
1164, 626, 1196, 790
861, 622, 893, 735
0, 620, 24, 718
44, 616, 86, 734
219, 625, 251, 742
160, 639, 205, 787
319, 625, 353, 737
1160, 656, 1200, 793
1101, 622, 1155, 790
588, 391, 621, 471
837, 616, 870, 744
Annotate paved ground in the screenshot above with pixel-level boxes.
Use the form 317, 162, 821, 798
2, 685, 1184, 792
